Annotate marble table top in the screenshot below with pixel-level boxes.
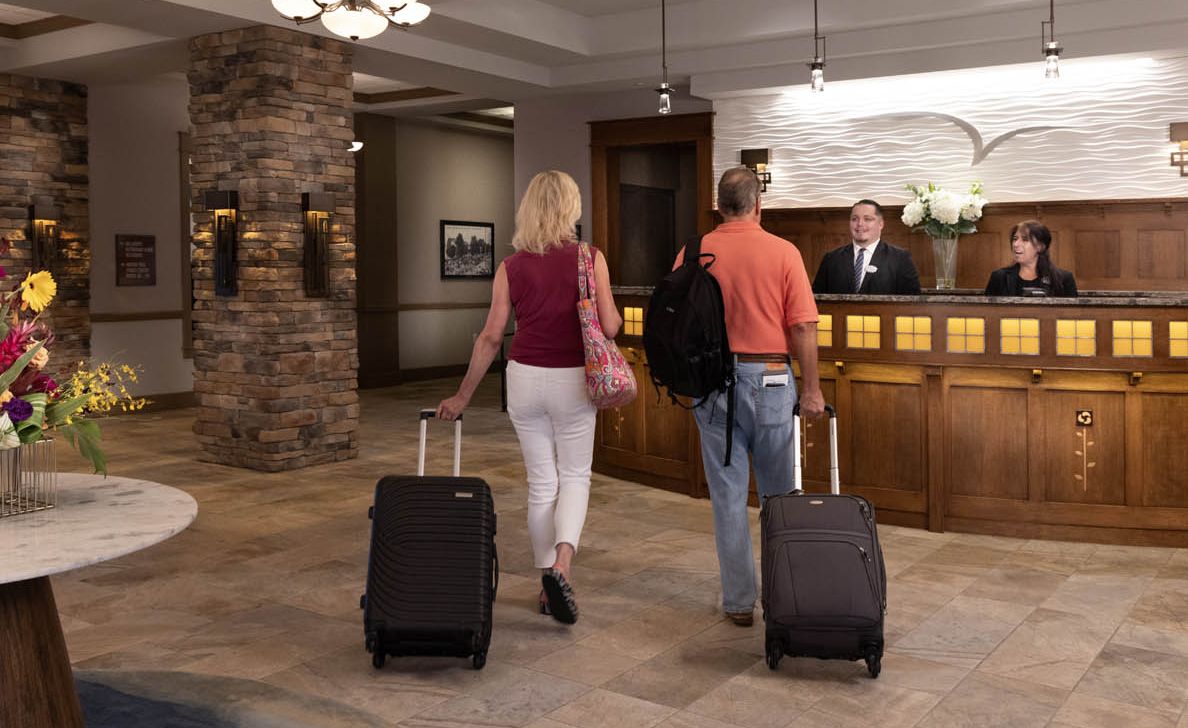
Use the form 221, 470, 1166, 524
0, 473, 197, 584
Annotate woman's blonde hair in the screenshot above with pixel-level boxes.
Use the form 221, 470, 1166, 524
512, 170, 581, 254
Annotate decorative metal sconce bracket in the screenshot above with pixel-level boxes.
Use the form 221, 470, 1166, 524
203, 190, 239, 297
302, 192, 334, 298
29, 197, 61, 272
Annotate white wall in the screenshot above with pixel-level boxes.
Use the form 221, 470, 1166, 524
88, 75, 194, 396
513, 88, 713, 242
713, 53, 1188, 208
394, 121, 514, 370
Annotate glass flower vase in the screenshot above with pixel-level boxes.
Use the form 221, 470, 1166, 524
931, 236, 958, 290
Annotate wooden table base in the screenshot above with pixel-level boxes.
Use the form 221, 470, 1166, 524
0, 576, 84, 728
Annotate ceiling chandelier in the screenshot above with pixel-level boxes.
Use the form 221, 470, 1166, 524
271, 0, 431, 41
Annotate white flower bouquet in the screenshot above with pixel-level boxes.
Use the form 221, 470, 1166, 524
901, 181, 987, 240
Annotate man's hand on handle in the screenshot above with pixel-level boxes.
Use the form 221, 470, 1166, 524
798, 388, 826, 418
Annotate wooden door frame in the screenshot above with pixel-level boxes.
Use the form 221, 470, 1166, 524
589, 112, 714, 282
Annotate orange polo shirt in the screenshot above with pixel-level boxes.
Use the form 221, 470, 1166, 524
675, 220, 817, 354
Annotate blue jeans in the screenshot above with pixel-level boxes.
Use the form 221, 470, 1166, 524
693, 361, 797, 613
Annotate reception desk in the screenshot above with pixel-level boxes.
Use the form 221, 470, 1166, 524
596, 288, 1188, 546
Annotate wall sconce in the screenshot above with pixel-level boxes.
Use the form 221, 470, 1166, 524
29, 197, 60, 271
203, 190, 239, 297
302, 192, 333, 298
741, 149, 772, 192
1171, 123, 1188, 177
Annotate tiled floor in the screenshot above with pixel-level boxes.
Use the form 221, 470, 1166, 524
53, 376, 1188, 727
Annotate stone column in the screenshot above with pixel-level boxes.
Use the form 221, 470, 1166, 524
188, 26, 358, 470
0, 74, 90, 375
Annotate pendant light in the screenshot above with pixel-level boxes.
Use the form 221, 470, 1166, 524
1042, 0, 1062, 79
809, 0, 826, 92
656, 0, 671, 115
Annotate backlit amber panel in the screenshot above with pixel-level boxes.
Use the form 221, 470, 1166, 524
946, 317, 986, 354
895, 316, 932, 352
846, 315, 881, 349
1111, 320, 1152, 358
1001, 318, 1040, 355
1056, 319, 1096, 357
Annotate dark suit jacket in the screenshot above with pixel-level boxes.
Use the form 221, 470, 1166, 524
812, 241, 921, 295
984, 264, 1078, 297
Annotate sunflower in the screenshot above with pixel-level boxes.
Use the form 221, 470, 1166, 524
19, 271, 56, 313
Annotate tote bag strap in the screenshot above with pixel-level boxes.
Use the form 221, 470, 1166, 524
577, 242, 597, 302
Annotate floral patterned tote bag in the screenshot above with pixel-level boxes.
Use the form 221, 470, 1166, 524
577, 243, 637, 409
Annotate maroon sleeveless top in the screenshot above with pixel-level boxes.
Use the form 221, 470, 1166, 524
505, 242, 584, 368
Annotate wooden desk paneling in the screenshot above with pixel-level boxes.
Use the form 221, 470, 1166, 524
596, 293, 1188, 545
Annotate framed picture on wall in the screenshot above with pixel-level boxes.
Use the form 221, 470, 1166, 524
440, 220, 495, 279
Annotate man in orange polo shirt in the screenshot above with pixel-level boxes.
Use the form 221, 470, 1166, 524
675, 166, 825, 626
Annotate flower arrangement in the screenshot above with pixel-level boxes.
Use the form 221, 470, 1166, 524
0, 236, 146, 474
901, 181, 988, 240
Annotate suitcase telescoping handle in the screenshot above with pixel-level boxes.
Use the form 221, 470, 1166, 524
791, 403, 839, 495
418, 409, 462, 478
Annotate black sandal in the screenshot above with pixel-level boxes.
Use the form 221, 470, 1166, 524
541, 568, 579, 625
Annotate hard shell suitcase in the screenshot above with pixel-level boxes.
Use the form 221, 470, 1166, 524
760, 404, 886, 678
362, 409, 499, 670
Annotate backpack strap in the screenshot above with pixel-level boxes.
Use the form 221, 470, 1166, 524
723, 368, 735, 468
688, 234, 733, 467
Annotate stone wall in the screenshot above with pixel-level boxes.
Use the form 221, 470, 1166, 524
188, 26, 358, 470
0, 74, 91, 377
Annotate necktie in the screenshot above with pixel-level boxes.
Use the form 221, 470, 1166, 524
853, 248, 865, 293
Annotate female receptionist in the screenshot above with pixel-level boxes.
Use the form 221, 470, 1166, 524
984, 220, 1077, 297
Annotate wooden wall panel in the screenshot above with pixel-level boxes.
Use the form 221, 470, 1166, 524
644, 381, 692, 462
1073, 231, 1122, 280
796, 377, 839, 486
761, 198, 1188, 291
848, 381, 925, 492
1040, 391, 1126, 505
955, 231, 1004, 289
1137, 230, 1187, 281
947, 386, 1029, 499
1140, 393, 1188, 507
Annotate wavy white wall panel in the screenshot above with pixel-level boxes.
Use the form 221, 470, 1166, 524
713, 55, 1188, 207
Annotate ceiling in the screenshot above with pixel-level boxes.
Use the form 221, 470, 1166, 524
0, 0, 1185, 118
0, 2, 52, 23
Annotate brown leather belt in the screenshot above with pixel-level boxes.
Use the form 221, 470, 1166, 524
736, 353, 790, 363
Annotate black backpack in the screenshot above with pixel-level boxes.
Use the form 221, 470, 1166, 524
643, 236, 737, 465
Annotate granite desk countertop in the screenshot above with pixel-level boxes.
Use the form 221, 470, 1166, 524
612, 286, 1188, 307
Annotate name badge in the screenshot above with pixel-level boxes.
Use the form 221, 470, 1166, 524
865, 265, 878, 273
762, 373, 789, 387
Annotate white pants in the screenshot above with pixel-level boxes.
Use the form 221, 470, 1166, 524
505, 360, 596, 569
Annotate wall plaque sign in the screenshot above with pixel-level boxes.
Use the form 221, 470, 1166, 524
115, 234, 156, 287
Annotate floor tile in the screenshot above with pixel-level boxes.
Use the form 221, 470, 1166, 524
914, 672, 1065, 728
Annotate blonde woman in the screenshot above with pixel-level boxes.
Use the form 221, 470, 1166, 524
437, 170, 622, 624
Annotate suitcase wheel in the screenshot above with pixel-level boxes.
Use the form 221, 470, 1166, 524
368, 506, 374, 520
765, 642, 782, 671
864, 649, 881, 679
359, 593, 366, 610
472, 651, 487, 670
372, 650, 386, 669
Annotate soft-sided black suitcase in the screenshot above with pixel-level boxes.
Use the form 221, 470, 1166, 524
362, 409, 498, 670
760, 404, 886, 678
